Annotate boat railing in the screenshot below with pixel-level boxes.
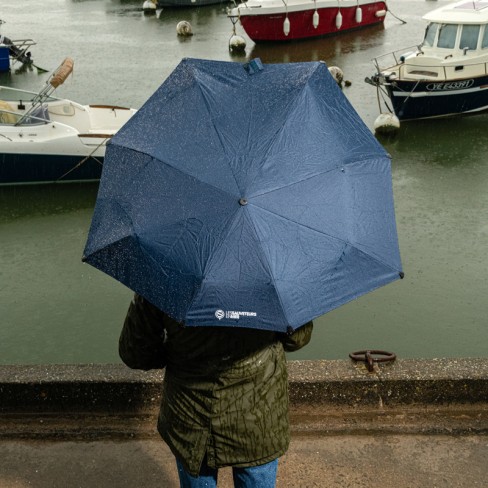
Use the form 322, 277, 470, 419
373, 45, 421, 72
374, 47, 488, 82
2, 38, 36, 67
15, 58, 74, 126
0, 85, 57, 103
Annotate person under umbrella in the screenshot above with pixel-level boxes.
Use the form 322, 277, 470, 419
120, 293, 312, 487
83, 57, 403, 487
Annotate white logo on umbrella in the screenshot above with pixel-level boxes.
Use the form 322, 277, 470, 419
215, 309, 225, 320
215, 309, 257, 320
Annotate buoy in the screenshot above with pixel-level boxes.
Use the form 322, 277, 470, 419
176, 21, 193, 36
283, 17, 291, 36
375, 9, 387, 17
355, 7, 362, 23
142, 0, 157, 13
374, 113, 400, 135
313, 10, 319, 28
335, 10, 343, 29
328, 66, 344, 85
229, 35, 246, 53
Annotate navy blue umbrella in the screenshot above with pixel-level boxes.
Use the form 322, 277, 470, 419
83, 58, 403, 333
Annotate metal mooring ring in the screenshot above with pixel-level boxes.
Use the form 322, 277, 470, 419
349, 350, 396, 372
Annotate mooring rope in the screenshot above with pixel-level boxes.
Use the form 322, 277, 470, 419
55, 137, 109, 182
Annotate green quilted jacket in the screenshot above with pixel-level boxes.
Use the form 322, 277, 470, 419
120, 293, 313, 476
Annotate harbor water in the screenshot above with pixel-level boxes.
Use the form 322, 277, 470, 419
0, 0, 487, 364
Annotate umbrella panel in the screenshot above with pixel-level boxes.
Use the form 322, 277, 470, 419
83, 58, 403, 332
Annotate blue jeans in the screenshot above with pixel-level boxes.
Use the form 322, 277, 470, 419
176, 457, 278, 488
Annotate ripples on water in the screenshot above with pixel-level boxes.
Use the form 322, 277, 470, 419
1, 0, 487, 363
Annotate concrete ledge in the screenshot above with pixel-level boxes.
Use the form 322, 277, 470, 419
1, 359, 487, 439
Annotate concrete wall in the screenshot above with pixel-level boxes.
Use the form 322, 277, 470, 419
1, 358, 487, 439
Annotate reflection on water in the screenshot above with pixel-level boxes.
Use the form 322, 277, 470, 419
1, 0, 487, 364
0, 183, 132, 364
0, 183, 98, 222
248, 24, 386, 64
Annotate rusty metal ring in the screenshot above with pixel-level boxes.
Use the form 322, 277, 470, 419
349, 350, 396, 372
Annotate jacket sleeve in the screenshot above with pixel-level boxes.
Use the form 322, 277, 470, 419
119, 293, 167, 370
279, 321, 313, 352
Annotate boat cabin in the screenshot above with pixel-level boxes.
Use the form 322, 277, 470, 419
367, 0, 488, 121
379, 0, 488, 81
422, 0, 488, 56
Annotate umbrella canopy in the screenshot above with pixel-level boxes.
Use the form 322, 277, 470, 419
83, 58, 403, 333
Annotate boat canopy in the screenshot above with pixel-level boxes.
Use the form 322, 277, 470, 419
424, 0, 488, 25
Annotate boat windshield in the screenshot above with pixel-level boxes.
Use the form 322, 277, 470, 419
423, 22, 439, 47
482, 26, 488, 48
460, 24, 480, 51
437, 23, 458, 49
0, 87, 58, 103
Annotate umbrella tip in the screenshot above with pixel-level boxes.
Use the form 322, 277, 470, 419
244, 58, 264, 75
81, 255, 87, 263
399, 271, 405, 279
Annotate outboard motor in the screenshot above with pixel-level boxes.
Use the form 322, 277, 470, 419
0, 35, 34, 66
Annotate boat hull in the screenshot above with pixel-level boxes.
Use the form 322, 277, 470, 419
385, 75, 488, 121
0, 152, 104, 185
0, 93, 136, 185
231, 1, 386, 42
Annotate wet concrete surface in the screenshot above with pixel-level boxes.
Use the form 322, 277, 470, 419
1, 434, 487, 487
1, 359, 487, 487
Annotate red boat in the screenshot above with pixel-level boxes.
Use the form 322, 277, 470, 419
227, 0, 387, 42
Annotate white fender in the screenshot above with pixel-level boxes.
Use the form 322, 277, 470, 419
374, 113, 400, 134
355, 7, 362, 23
328, 66, 344, 84
229, 35, 246, 52
142, 0, 157, 11
335, 11, 343, 29
284, 17, 290, 36
313, 10, 319, 28
176, 21, 193, 36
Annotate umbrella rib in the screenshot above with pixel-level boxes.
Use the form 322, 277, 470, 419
250, 155, 386, 199
116, 147, 242, 201
238, 210, 291, 327
252, 203, 400, 275
251, 63, 325, 179
192, 63, 321, 195
193, 75, 243, 193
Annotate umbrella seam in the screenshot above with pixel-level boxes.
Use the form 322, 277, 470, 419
191, 62, 322, 199
192, 65, 243, 195
249, 155, 388, 199
250, 204, 401, 275
255, 65, 319, 181
111, 147, 241, 202
238, 208, 292, 328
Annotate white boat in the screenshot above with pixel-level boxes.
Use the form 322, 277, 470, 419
227, 0, 387, 43
0, 58, 137, 185
366, 0, 488, 121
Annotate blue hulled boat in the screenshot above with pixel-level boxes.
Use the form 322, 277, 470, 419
367, 0, 488, 121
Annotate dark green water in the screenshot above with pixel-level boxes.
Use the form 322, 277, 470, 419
1, 0, 487, 363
